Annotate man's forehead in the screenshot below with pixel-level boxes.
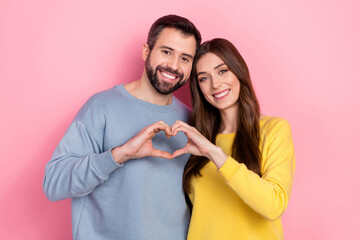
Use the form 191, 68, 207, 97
154, 28, 196, 55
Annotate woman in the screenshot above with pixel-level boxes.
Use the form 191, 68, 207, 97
171, 38, 295, 239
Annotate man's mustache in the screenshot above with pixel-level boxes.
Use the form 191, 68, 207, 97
156, 66, 184, 79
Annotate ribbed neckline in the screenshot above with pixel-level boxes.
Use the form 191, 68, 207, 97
115, 84, 179, 112
217, 132, 236, 137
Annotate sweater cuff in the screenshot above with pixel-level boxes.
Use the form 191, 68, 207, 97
217, 156, 241, 182
92, 150, 123, 178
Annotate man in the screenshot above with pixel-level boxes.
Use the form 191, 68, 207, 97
43, 15, 201, 240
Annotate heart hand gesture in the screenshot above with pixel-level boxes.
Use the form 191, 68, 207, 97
111, 121, 172, 163
111, 120, 228, 168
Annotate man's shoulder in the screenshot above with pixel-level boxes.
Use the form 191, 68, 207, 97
83, 85, 132, 109
89, 85, 121, 102
74, 86, 123, 120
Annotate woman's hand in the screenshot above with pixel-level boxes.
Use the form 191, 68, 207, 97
171, 121, 228, 168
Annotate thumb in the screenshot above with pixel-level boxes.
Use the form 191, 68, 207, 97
171, 148, 187, 159
151, 149, 172, 159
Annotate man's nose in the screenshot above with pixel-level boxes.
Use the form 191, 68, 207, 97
167, 57, 179, 71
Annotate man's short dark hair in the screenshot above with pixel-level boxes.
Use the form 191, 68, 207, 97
147, 15, 201, 51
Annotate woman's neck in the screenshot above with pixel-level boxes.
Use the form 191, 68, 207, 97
219, 106, 238, 134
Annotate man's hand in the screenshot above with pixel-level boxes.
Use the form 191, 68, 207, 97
111, 121, 172, 164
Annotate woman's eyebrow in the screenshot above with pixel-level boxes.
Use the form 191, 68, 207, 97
197, 63, 225, 76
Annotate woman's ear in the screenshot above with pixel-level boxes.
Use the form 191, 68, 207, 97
142, 43, 150, 61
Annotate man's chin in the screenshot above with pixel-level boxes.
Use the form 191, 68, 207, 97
152, 80, 178, 94
154, 85, 175, 95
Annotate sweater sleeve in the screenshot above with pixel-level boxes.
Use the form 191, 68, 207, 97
217, 119, 295, 221
43, 99, 122, 201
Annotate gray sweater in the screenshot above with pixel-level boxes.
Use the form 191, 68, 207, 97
43, 84, 191, 240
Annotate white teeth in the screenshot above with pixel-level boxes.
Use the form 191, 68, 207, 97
214, 90, 229, 98
161, 71, 176, 80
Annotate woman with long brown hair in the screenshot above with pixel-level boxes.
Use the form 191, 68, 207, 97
171, 38, 295, 239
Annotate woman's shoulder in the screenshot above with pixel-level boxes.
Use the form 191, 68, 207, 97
259, 115, 292, 136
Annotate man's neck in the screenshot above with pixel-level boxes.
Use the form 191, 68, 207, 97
124, 71, 173, 106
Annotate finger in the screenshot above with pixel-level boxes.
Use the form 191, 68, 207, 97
172, 125, 191, 137
171, 120, 186, 131
148, 122, 172, 137
171, 148, 187, 159
170, 121, 181, 133
171, 121, 192, 136
173, 120, 191, 128
151, 149, 172, 159
151, 122, 169, 131
163, 125, 172, 137
156, 121, 172, 136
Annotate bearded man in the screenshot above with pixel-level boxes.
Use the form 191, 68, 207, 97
43, 15, 201, 240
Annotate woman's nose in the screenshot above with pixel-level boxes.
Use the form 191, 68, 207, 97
211, 76, 222, 88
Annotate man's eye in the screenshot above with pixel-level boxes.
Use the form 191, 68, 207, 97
181, 56, 190, 62
162, 50, 171, 55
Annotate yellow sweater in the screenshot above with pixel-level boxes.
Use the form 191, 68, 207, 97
187, 116, 295, 240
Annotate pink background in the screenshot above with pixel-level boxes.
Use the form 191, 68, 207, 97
1, 0, 359, 239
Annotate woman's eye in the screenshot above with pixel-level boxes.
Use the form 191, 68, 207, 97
219, 69, 228, 74
199, 76, 208, 82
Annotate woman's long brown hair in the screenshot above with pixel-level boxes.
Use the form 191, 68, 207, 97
183, 38, 262, 206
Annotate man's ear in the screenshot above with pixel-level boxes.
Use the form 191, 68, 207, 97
142, 44, 150, 61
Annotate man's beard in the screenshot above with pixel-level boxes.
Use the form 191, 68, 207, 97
145, 55, 187, 95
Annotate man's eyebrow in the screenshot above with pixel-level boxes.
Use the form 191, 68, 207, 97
159, 46, 194, 60
183, 53, 194, 60
160, 46, 174, 51
197, 63, 226, 76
